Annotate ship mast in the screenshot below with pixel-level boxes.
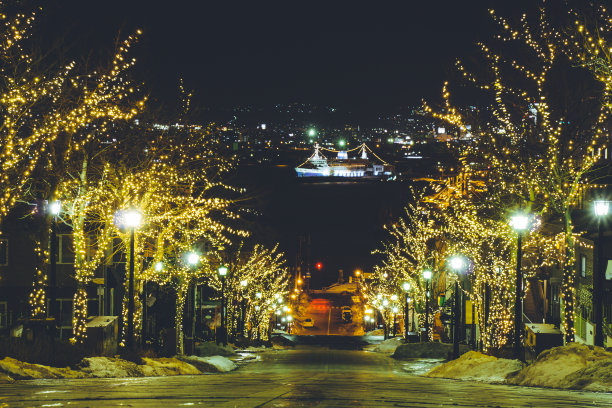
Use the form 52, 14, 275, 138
360, 143, 368, 160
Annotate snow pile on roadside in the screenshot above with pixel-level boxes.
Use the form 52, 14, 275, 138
508, 343, 612, 392
140, 358, 201, 376
425, 351, 524, 383
400, 359, 445, 376
393, 342, 470, 360
180, 355, 237, 373
0, 372, 14, 383
373, 337, 404, 353
241, 346, 269, 353
0, 357, 88, 380
195, 341, 236, 357
366, 329, 384, 336
558, 358, 612, 392
78, 357, 143, 378
80, 357, 205, 378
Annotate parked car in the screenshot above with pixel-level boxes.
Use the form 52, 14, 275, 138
302, 318, 315, 328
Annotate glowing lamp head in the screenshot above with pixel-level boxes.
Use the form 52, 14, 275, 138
240, 279, 248, 287
423, 270, 433, 280
218, 265, 228, 276
308, 128, 316, 137
154, 262, 163, 272
316, 262, 323, 270
392, 307, 399, 314
355, 269, 361, 276
382, 299, 389, 307
594, 201, 610, 217
391, 294, 398, 301
256, 292, 263, 299
123, 209, 142, 228
187, 252, 200, 266
402, 282, 411, 292
338, 140, 346, 147
49, 200, 61, 216
510, 213, 530, 231
450, 256, 465, 272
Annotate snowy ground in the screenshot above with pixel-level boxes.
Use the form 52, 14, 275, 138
426, 351, 524, 383
366, 337, 404, 354
508, 343, 612, 392
423, 343, 612, 392
0, 354, 239, 381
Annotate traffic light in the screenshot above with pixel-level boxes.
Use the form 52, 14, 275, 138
316, 262, 323, 270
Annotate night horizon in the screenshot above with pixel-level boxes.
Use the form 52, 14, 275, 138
34, 0, 528, 113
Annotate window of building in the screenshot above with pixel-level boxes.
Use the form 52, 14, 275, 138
58, 234, 75, 264
0, 239, 7, 266
580, 254, 587, 278
606, 260, 612, 281
0, 301, 7, 329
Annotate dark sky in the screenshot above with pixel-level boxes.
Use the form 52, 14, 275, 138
35, 0, 525, 114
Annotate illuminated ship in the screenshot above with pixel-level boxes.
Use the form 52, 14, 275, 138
295, 143, 395, 179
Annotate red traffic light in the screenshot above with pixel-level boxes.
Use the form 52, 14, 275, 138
316, 262, 323, 270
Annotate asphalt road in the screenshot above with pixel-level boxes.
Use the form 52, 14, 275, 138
1, 347, 611, 407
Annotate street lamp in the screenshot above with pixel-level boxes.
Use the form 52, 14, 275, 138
116, 209, 142, 349
402, 282, 411, 341
450, 256, 466, 359
185, 252, 200, 353
510, 213, 530, 361
392, 306, 399, 336
239, 279, 248, 337
218, 265, 228, 346
48, 200, 61, 323
423, 269, 433, 342
382, 298, 390, 339
594, 201, 610, 347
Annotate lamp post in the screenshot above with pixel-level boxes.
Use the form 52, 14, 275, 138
48, 200, 61, 323
510, 213, 530, 361
450, 256, 465, 359
382, 298, 389, 339
240, 279, 248, 338
218, 265, 228, 345
594, 201, 610, 347
121, 209, 142, 350
402, 282, 411, 341
423, 269, 433, 342
392, 306, 399, 337
390, 294, 398, 336
186, 253, 199, 354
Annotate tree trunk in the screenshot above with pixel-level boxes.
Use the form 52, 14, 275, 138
175, 288, 186, 355
562, 212, 576, 344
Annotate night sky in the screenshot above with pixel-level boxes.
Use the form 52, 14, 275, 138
37, 1, 537, 287
36, 0, 534, 113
